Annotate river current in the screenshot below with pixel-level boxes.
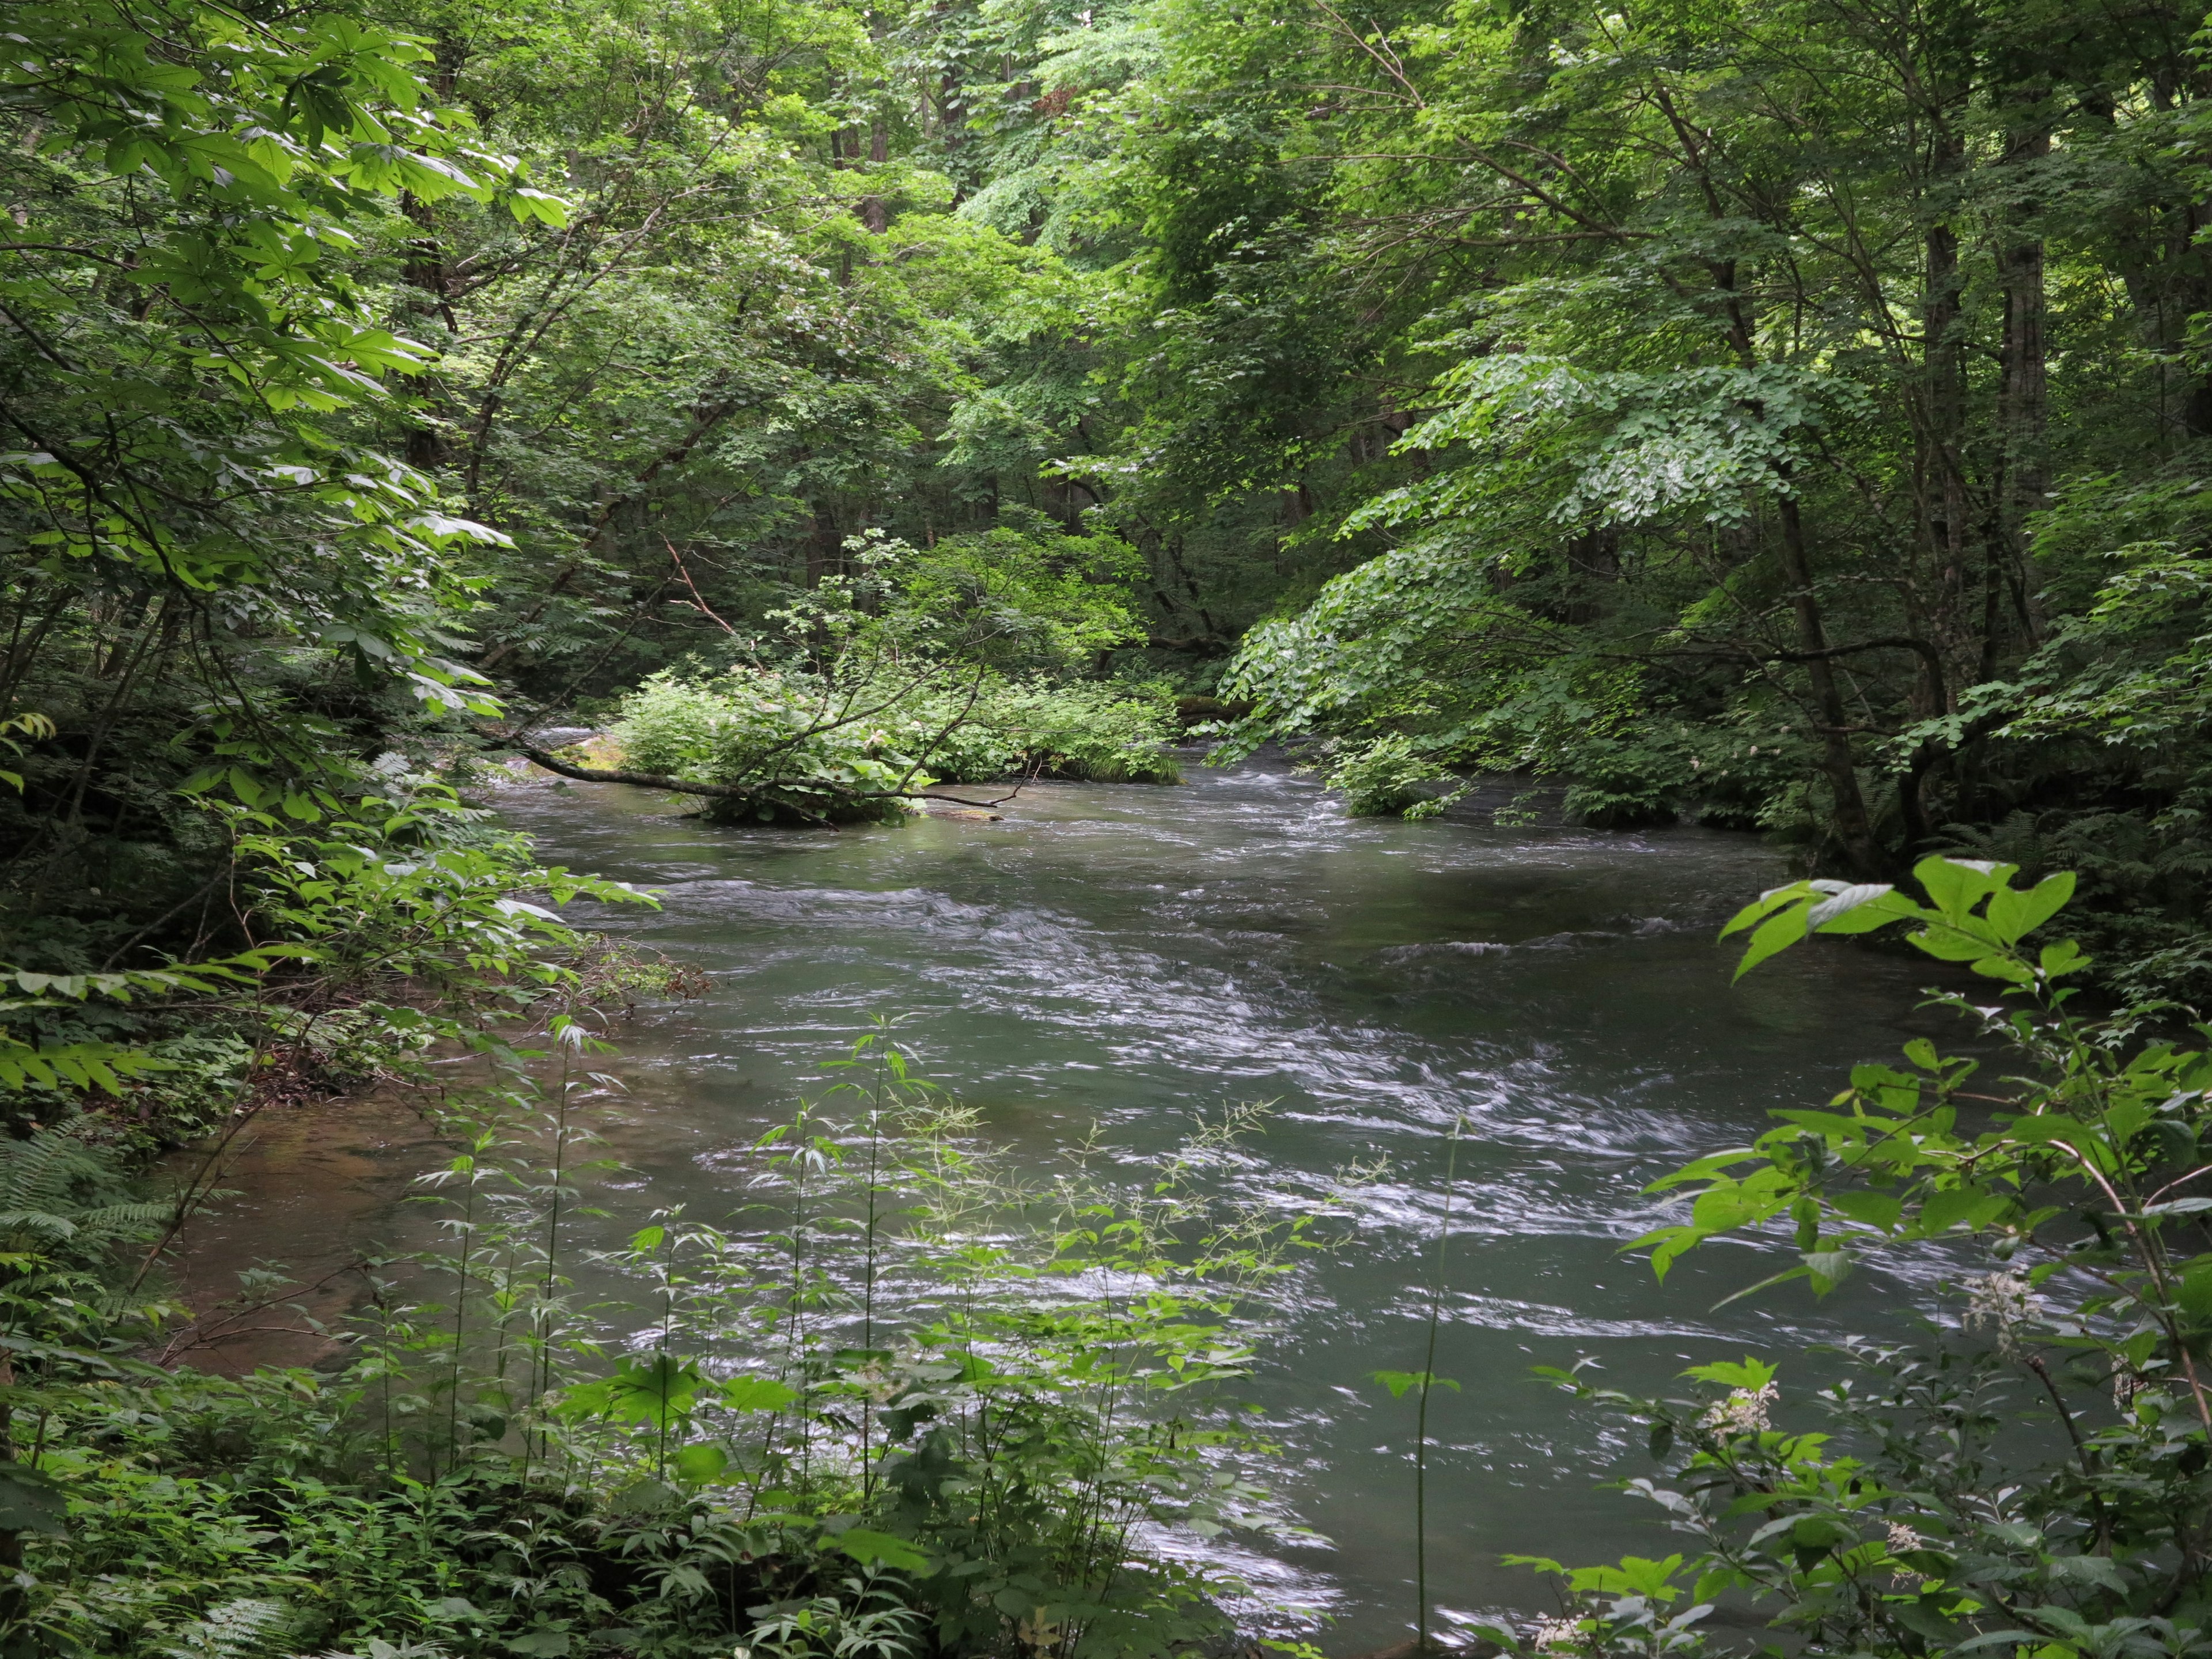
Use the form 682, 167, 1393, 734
174, 751, 1967, 1652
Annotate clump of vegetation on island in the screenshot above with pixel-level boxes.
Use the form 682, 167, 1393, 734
591, 541, 1179, 824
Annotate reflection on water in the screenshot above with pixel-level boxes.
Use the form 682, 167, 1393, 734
173, 753, 1968, 1650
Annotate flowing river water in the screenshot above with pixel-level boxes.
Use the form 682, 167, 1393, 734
171, 750, 1969, 1653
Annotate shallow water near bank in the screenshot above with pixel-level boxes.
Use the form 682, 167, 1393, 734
176, 752, 1972, 1652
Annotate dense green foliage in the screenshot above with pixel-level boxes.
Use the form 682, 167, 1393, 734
607, 667, 1176, 824
9, 0, 2212, 990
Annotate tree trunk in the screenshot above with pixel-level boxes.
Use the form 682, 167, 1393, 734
806, 501, 843, 589
1919, 138, 1968, 694
1995, 124, 2050, 649
1777, 493, 1883, 877
399, 193, 453, 470
861, 120, 888, 234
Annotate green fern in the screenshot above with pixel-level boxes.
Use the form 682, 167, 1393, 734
0, 1124, 165, 1267
158, 1598, 298, 1659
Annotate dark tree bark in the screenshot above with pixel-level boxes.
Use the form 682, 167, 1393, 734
1776, 493, 1884, 878
1994, 122, 2051, 652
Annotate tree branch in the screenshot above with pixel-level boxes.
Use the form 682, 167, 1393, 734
516, 748, 1027, 812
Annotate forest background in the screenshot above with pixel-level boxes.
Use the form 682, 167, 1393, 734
10, 0, 2212, 995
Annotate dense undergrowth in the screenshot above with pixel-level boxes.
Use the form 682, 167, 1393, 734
7, 1070, 1313, 1659
0, 759, 1324, 1659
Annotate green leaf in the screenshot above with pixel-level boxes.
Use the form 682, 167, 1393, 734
1681, 1357, 1777, 1388
1732, 898, 1812, 980
836, 1528, 930, 1570
1802, 1248, 1851, 1293
671, 1444, 728, 1484
1719, 884, 1809, 939
0, 1461, 67, 1535
1566, 1554, 1685, 1600
2176, 1262, 2212, 1324
2040, 940, 2090, 978
1914, 856, 2010, 921
1830, 1191, 1903, 1232
1369, 1369, 1457, 1398
718, 1376, 799, 1412
1805, 882, 1896, 929
1985, 871, 2074, 944
1918, 1185, 2001, 1235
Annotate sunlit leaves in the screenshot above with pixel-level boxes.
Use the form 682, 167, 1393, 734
1719, 858, 2081, 984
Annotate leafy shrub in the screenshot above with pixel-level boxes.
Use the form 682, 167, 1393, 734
941, 679, 1182, 785
607, 669, 1179, 820
1464, 859, 2212, 1659
610, 671, 927, 825
1321, 734, 1459, 817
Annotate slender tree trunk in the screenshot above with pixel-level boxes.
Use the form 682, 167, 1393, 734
400, 194, 455, 470
861, 120, 888, 233
1920, 144, 1969, 691
1560, 527, 1618, 625
1995, 124, 2050, 647
806, 501, 842, 589
1777, 493, 1883, 877
1696, 229, 1883, 874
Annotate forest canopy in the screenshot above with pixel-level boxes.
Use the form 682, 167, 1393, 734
6, 0, 2212, 994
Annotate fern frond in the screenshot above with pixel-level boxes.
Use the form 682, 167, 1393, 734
160, 1597, 297, 1659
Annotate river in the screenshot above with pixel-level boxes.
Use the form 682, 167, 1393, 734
172, 750, 1967, 1652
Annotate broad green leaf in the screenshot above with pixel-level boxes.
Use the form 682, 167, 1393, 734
1681, 1357, 1777, 1388
1914, 857, 2010, 920
718, 1376, 799, 1412
836, 1528, 930, 1570
0, 1461, 67, 1535
1984, 872, 2075, 945
671, 1444, 728, 1484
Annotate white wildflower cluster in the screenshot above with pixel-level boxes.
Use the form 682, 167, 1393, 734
1700, 1380, 1778, 1438
849, 1357, 898, 1402
1529, 1616, 1584, 1651
1963, 1267, 2039, 1350
1887, 1520, 1931, 1588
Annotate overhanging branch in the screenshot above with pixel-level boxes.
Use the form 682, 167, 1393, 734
517, 748, 1027, 813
